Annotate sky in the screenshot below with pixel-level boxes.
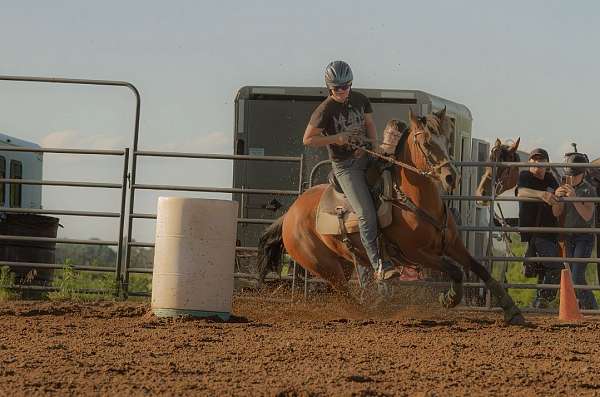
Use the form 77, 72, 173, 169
1, 0, 599, 243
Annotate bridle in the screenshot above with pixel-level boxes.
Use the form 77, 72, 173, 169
348, 119, 453, 180
480, 146, 518, 196
412, 128, 452, 178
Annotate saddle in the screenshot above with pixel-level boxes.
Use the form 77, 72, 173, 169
315, 166, 394, 235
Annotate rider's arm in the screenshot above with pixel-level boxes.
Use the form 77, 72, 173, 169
303, 124, 349, 147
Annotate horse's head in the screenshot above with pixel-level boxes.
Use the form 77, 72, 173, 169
475, 137, 520, 206
407, 107, 459, 192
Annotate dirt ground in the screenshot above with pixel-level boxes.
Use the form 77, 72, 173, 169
1, 294, 600, 397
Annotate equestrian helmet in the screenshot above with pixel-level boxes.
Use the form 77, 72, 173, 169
324, 60, 353, 88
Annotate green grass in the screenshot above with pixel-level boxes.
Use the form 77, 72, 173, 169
48, 260, 151, 301
0, 266, 18, 301
127, 274, 152, 295
1, 256, 153, 302
496, 234, 599, 307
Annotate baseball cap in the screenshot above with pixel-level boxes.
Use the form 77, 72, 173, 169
529, 148, 549, 161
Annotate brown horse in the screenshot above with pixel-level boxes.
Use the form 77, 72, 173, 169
258, 110, 524, 324
475, 137, 521, 201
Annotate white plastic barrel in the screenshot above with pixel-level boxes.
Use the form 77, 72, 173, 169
151, 197, 238, 320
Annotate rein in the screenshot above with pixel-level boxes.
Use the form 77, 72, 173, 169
346, 124, 453, 253
347, 127, 444, 180
347, 142, 435, 178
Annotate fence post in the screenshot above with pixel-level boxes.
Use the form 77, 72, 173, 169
485, 164, 498, 309
115, 148, 129, 298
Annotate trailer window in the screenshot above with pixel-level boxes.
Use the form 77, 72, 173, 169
0, 156, 5, 205
9, 160, 22, 208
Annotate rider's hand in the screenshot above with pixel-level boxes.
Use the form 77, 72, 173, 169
377, 143, 394, 156
541, 191, 559, 206
333, 132, 352, 146
555, 186, 567, 198
348, 132, 373, 148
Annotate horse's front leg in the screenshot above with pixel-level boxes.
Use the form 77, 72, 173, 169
407, 250, 464, 309
438, 255, 464, 309
446, 243, 526, 325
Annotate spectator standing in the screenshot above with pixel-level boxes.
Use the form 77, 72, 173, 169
555, 151, 597, 310
516, 148, 561, 308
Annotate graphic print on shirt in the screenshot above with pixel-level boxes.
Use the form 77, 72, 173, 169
332, 106, 366, 135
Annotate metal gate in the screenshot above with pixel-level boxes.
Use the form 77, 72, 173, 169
2, 74, 600, 314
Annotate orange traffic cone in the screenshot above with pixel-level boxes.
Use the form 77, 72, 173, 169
559, 268, 583, 321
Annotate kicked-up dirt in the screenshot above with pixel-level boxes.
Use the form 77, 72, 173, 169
1, 294, 600, 396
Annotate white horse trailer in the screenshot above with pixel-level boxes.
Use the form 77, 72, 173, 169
0, 133, 43, 209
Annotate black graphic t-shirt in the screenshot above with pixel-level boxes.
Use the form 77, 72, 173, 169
309, 91, 373, 161
515, 170, 559, 242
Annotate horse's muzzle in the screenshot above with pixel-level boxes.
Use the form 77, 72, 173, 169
440, 164, 459, 192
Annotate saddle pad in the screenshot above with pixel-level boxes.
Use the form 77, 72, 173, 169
315, 171, 393, 235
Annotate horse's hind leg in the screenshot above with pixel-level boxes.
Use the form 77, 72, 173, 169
283, 232, 351, 295
447, 243, 525, 325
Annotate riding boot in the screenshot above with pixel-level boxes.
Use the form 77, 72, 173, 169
375, 259, 401, 281
371, 238, 400, 281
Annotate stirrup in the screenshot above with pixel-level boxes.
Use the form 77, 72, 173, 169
375, 260, 401, 281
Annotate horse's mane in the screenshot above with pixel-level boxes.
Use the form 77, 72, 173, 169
393, 124, 411, 158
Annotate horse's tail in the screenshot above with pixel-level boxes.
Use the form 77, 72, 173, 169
256, 215, 285, 286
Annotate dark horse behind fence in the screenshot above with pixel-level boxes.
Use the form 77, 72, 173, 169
257, 110, 525, 325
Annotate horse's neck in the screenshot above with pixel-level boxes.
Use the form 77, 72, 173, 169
396, 134, 443, 208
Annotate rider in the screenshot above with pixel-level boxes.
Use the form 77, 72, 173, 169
302, 60, 400, 283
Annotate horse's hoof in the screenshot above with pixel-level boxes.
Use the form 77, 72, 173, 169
438, 291, 459, 309
505, 310, 526, 326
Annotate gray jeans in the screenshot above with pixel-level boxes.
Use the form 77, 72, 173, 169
332, 155, 380, 270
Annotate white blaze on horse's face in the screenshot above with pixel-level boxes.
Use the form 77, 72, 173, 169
475, 137, 521, 205
408, 108, 458, 192
415, 122, 458, 192
428, 131, 459, 192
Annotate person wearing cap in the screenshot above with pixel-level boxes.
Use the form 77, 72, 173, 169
516, 148, 562, 308
554, 152, 597, 310
303, 60, 400, 288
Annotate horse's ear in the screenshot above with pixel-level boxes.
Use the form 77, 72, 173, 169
494, 138, 502, 148
408, 108, 419, 129
435, 106, 446, 120
510, 137, 521, 152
